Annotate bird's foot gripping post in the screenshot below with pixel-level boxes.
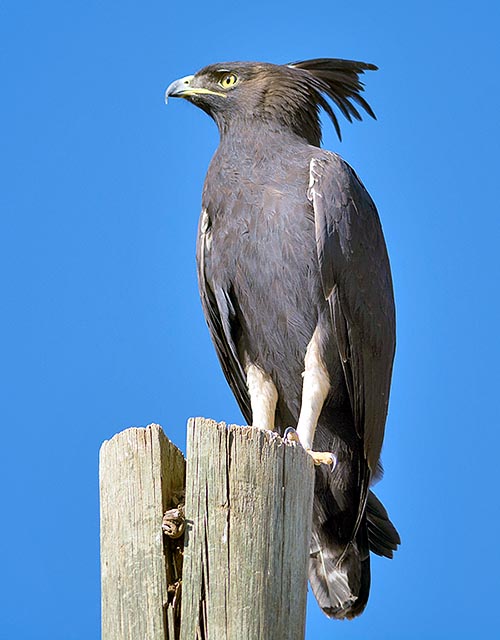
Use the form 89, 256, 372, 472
284, 427, 337, 468
99, 419, 316, 640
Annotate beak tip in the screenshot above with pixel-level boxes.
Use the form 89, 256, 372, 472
165, 74, 195, 105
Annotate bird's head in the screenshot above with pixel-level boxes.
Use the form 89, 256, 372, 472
166, 59, 377, 146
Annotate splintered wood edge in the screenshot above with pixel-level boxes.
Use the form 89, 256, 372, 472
99, 423, 186, 640
99, 423, 184, 459
187, 417, 314, 466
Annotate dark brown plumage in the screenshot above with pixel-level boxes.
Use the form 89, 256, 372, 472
166, 58, 399, 620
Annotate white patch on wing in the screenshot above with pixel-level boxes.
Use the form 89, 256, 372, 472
307, 158, 322, 202
307, 160, 317, 197
200, 208, 212, 250
246, 363, 278, 431
296, 325, 330, 450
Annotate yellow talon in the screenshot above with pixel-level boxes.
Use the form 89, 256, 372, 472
306, 449, 336, 467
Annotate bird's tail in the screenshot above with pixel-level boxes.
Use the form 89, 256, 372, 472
309, 489, 399, 619
309, 512, 371, 619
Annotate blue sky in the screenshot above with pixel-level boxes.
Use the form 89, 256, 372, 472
1, 1, 499, 638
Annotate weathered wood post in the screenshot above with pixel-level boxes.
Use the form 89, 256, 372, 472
180, 418, 315, 640
100, 419, 315, 640
100, 424, 185, 640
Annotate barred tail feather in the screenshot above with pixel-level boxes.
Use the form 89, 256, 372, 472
309, 492, 399, 619
309, 518, 371, 620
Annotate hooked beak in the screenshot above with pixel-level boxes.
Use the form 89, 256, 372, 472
165, 74, 227, 103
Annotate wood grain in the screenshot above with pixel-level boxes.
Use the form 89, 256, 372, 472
100, 424, 185, 640
180, 418, 315, 640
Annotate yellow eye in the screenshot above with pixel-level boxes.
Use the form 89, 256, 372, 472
219, 73, 238, 88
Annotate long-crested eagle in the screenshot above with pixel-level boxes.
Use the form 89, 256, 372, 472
166, 58, 400, 619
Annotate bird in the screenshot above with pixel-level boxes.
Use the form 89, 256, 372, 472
166, 58, 400, 620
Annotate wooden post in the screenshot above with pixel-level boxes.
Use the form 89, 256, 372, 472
180, 418, 315, 640
99, 424, 185, 640
100, 419, 315, 640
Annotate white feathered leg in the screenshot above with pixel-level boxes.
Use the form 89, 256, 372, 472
294, 326, 335, 466
246, 363, 278, 430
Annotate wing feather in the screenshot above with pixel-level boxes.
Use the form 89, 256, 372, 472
196, 222, 252, 423
308, 153, 395, 473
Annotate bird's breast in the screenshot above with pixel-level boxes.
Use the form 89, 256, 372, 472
202, 182, 316, 281
200, 175, 325, 367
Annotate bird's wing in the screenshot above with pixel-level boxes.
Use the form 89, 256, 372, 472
196, 222, 252, 424
308, 152, 395, 473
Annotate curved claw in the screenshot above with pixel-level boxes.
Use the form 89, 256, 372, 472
284, 427, 300, 443
285, 428, 336, 470
306, 449, 337, 470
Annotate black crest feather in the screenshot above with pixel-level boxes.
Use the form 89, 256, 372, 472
288, 58, 377, 141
